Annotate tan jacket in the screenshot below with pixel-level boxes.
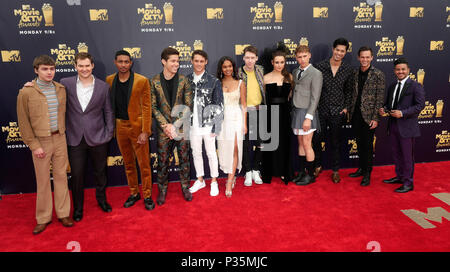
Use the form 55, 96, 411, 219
17, 80, 66, 151
106, 72, 152, 136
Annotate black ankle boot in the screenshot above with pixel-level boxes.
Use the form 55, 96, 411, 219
349, 168, 364, 178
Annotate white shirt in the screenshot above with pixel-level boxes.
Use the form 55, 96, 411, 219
391, 76, 409, 109
191, 71, 212, 135
296, 64, 314, 120
76, 76, 95, 112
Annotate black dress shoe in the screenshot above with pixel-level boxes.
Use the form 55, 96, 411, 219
394, 184, 414, 193
123, 194, 141, 208
144, 198, 155, 210
73, 212, 83, 222
182, 188, 193, 201
292, 172, 305, 183
98, 201, 112, 212
295, 174, 316, 186
360, 175, 370, 186
383, 177, 402, 184
157, 190, 167, 206
349, 168, 364, 178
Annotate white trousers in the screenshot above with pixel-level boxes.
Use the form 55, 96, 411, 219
190, 132, 219, 178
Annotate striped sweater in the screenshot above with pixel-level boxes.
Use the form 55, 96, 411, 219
36, 79, 59, 132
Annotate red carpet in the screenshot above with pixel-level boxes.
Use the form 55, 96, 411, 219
1, 161, 449, 252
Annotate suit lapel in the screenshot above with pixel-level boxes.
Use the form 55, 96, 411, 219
387, 83, 396, 110
127, 72, 135, 108
159, 72, 172, 109
83, 77, 99, 113
361, 67, 374, 96
398, 78, 411, 104
67, 76, 84, 113
110, 73, 118, 114
299, 68, 311, 82
171, 73, 179, 107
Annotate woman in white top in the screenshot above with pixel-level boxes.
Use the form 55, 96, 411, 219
216, 56, 247, 197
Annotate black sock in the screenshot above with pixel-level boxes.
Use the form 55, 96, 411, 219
299, 155, 306, 174
306, 160, 315, 177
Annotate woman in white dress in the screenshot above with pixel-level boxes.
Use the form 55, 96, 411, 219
216, 56, 247, 197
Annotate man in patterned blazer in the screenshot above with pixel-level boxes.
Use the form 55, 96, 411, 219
314, 37, 354, 183
348, 46, 385, 186
151, 47, 193, 205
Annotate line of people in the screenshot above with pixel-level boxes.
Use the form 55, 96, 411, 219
16, 37, 425, 235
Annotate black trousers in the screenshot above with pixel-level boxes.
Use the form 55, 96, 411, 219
243, 107, 262, 173
68, 137, 109, 214
351, 108, 375, 173
315, 113, 345, 171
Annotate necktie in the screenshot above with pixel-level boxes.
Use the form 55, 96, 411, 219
392, 81, 402, 109
297, 69, 304, 80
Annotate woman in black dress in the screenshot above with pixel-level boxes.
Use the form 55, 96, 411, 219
260, 49, 294, 184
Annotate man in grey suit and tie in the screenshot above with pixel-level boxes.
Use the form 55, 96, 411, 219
61, 52, 114, 221
291, 45, 323, 185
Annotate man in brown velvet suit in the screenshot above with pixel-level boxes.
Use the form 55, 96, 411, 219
106, 50, 154, 210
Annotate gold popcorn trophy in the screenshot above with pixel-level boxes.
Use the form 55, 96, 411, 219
164, 3, 174, 24
374, 2, 383, 22
274, 2, 283, 23
396, 36, 404, 55
42, 3, 54, 26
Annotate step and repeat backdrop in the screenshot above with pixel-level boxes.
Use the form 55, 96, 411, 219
1, 0, 449, 194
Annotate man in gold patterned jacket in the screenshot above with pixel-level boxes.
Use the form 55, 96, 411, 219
151, 47, 193, 206
348, 46, 385, 186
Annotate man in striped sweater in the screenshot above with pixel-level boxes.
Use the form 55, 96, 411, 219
17, 55, 74, 235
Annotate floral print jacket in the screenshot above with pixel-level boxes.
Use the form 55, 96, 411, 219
187, 71, 224, 135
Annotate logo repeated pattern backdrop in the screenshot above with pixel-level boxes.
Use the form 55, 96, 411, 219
0, 0, 449, 194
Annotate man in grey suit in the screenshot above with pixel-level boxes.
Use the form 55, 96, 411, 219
61, 52, 114, 221
291, 45, 323, 185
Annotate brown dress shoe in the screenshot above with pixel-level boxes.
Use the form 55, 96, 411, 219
33, 221, 51, 235
314, 166, 323, 177
182, 188, 193, 202
59, 217, 74, 227
331, 171, 341, 183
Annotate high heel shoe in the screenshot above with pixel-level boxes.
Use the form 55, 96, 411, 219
225, 178, 234, 198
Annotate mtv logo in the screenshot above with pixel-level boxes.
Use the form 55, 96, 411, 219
89, 9, 108, 21
107, 156, 123, 166
430, 41, 444, 51
401, 193, 450, 229
409, 7, 424, 17
235, 44, 251, 55
123, 47, 142, 59
1, 50, 21, 62
313, 7, 328, 18
22, 5, 30, 10
207, 8, 224, 19
66, 0, 81, 5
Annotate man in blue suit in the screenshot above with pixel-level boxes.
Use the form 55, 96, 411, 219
379, 58, 425, 193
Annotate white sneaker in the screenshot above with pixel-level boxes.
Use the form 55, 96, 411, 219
210, 182, 219, 196
189, 179, 206, 193
244, 171, 253, 186
253, 170, 263, 184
